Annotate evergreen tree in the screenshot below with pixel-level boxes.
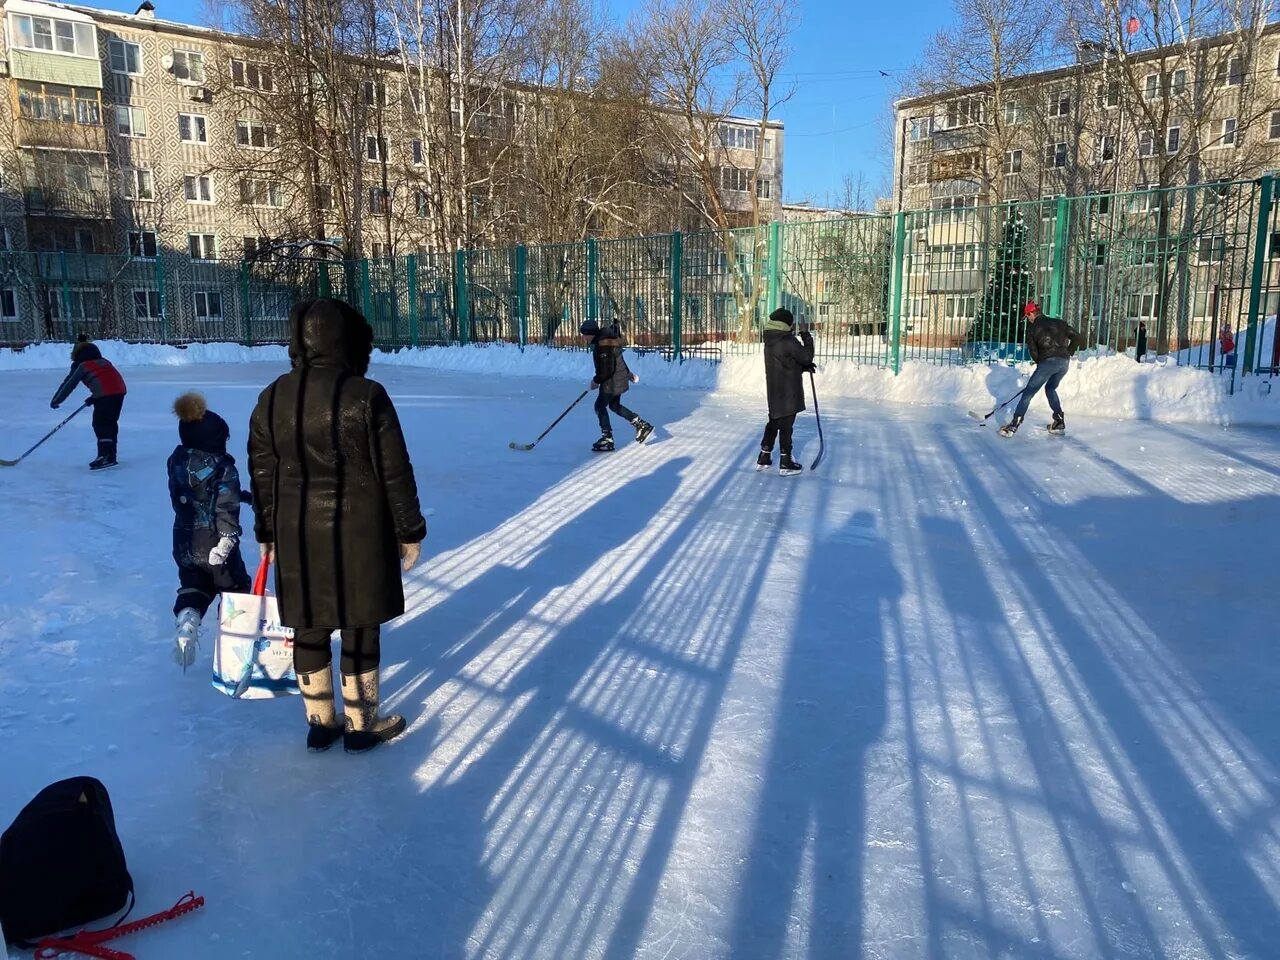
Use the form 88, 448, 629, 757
968, 211, 1035, 344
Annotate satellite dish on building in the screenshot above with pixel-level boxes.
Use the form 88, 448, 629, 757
161, 53, 174, 70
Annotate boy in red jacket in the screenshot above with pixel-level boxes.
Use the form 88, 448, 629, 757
50, 336, 127, 470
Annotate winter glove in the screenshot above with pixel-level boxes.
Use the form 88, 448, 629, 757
400, 541, 422, 572
83, 396, 97, 407
259, 542, 275, 564
805, 363, 818, 374
799, 330, 814, 345
209, 536, 238, 567
240, 490, 255, 507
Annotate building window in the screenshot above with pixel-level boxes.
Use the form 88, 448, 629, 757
719, 167, 750, 193
172, 50, 206, 83
236, 120, 278, 149
371, 242, 389, 259
133, 288, 162, 322
941, 98, 983, 129
718, 124, 758, 150
1003, 100, 1022, 125
365, 135, 388, 162
1144, 72, 1184, 100
756, 178, 772, 199
1097, 135, 1116, 162
230, 59, 275, 92
1098, 79, 1120, 108
1138, 129, 1156, 157
188, 233, 218, 260
47, 288, 102, 322
931, 195, 977, 224
178, 113, 208, 144
240, 178, 282, 207
1003, 149, 1022, 175
17, 82, 100, 124
1270, 112, 1280, 140
763, 137, 774, 159
1218, 55, 1244, 87
184, 174, 214, 202
1220, 117, 1238, 147
243, 236, 273, 258
1045, 141, 1068, 167
1166, 125, 1181, 153
127, 229, 157, 258
415, 188, 429, 218
9, 14, 96, 57
315, 184, 333, 211
411, 139, 424, 165
192, 290, 223, 320
908, 117, 932, 142
115, 105, 147, 138
1197, 235, 1227, 263
1094, 242, 1107, 266
0, 289, 16, 320
363, 81, 386, 106
943, 295, 977, 319
1047, 91, 1071, 118
108, 38, 142, 74
369, 188, 391, 215
125, 168, 154, 201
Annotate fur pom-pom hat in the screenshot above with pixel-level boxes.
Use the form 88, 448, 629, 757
173, 392, 230, 455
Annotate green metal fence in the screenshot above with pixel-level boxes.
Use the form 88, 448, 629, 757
4, 177, 1279, 383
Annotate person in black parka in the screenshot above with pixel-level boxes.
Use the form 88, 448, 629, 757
248, 299, 427, 753
760, 307, 815, 476
581, 319, 654, 452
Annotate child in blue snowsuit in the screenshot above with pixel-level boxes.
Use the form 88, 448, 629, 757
168, 392, 251, 668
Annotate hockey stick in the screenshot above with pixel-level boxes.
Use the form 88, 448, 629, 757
509, 389, 591, 451
967, 386, 1028, 425
808, 370, 825, 471
0, 401, 90, 467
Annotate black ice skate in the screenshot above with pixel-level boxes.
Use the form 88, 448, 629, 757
89, 440, 117, 470
756, 449, 772, 472
1048, 412, 1066, 435
779, 454, 803, 477
633, 419, 654, 444
999, 416, 1023, 438
592, 434, 615, 453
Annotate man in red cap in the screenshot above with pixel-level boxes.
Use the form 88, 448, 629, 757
1001, 301, 1086, 437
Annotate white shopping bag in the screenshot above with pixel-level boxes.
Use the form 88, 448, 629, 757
212, 559, 299, 699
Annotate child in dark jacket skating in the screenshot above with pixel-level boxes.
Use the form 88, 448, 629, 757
168, 392, 252, 668
581, 319, 653, 452
50, 336, 127, 470
759, 307, 815, 476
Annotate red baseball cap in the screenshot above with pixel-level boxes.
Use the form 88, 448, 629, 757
1023, 301, 1041, 318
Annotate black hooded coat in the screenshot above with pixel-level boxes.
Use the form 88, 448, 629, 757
248, 299, 426, 629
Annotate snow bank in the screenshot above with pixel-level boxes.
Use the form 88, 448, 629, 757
2, 338, 1276, 426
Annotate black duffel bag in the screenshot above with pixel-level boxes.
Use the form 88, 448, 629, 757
0, 777, 134, 944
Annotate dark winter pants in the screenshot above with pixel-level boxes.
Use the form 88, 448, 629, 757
1012, 356, 1070, 422
174, 556, 252, 618
595, 389, 638, 435
91, 394, 125, 454
761, 414, 798, 456
293, 626, 381, 676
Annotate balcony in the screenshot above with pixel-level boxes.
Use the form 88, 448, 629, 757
15, 118, 107, 153
931, 126, 981, 153
25, 186, 111, 219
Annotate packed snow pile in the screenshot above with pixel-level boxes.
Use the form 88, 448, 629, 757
2, 337, 1276, 425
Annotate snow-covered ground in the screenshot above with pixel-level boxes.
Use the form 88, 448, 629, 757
1, 360, 1279, 960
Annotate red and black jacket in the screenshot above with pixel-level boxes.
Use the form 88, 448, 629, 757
51, 344, 127, 408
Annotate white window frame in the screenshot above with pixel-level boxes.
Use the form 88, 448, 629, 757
47, 287, 103, 322
1218, 117, 1238, 148
178, 113, 208, 144
1196, 234, 1227, 263
756, 178, 772, 199
1045, 141, 1068, 168
719, 166, 750, 193
240, 178, 282, 208
1097, 135, 1117, 163
1166, 125, 1181, 154
187, 233, 218, 260
8, 14, 96, 58
1098, 79, 1120, 109
1219, 55, 1244, 88
1270, 111, 1280, 140
365, 135, 388, 162
415, 188, 429, 218
183, 173, 214, 203
1047, 91, 1071, 118
236, 120, 277, 150
1138, 129, 1156, 157
127, 229, 157, 258
192, 289, 224, 321
133, 287, 163, 322
230, 59, 275, 92
1004, 100, 1022, 125
171, 49, 206, 84
108, 38, 142, 75
115, 105, 148, 138
124, 167, 154, 201
410, 138, 424, 165
1003, 149, 1022, 175
368, 188, 391, 215
0, 288, 18, 320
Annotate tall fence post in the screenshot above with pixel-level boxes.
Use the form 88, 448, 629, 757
454, 248, 470, 344
58, 251, 72, 340
514, 245, 528, 348
767, 220, 782, 315
586, 237, 599, 323
1049, 195, 1070, 318
670, 231, 683, 362
406, 253, 419, 348
154, 253, 168, 343
888, 211, 907, 374
239, 259, 252, 345
359, 258, 373, 339
1241, 173, 1275, 384
318, 260, 332, 299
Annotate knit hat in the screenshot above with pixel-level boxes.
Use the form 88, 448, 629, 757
174, 392, 230, 456
579, 319, 600, 336
1023, 301, 1041, 318
769, 308, 794, 327
71, 335, 101, 363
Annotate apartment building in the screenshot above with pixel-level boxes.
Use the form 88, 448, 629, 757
0, 0, 783, 339
890, 23, 1280, 351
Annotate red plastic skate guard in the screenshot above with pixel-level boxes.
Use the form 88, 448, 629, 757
33, 891, 204, 960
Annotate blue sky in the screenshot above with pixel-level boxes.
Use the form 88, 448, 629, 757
93, 0, 952, 204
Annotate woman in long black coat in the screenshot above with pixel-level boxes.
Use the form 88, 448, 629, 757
248, 299, 426, 753
759, 307, 815, 476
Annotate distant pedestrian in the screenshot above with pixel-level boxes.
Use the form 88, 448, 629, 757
1136, 321, 1148, 362
1220, 323, 1236, 369
1001, 302, 1086, 437
758, 307, 815, 476
581, 319, 654, 453
49, 336, 127, 470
